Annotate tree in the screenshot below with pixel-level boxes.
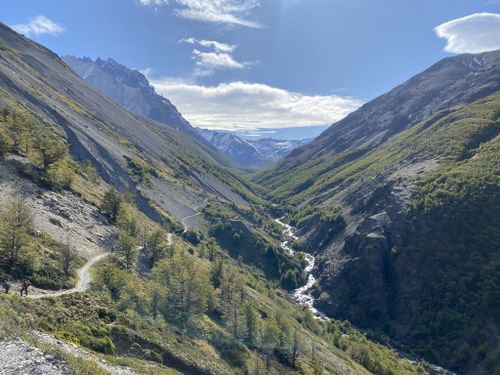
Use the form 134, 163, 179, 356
116, 231, 138, 270
243, 301, 259, 347
210, 257, 224, 288
220, 271, 245, 339
116, 206, 139, 236
146, 227, 170, 267
292, 328, 300, 368
0, 198, 33, 272
152, 253, 216, 327
101, 188, 123, 221
275, 312, 291, 351
60, 238, 77, 275
281, 269, 298, 290
36, 135, 67, 170
82, 160, 99, 184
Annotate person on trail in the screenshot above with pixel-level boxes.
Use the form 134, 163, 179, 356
20, 279, 30, 296
2, 278, 11, 294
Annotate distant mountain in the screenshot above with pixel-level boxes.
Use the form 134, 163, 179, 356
198, 128, 310, 167
62, 56, 199, 137
250, 137, 311, 162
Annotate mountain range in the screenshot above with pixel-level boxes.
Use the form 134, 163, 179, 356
0, 20, 498, 375
198, 128, 310, 167
63, 56, 309, 168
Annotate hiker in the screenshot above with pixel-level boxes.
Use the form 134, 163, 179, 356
20, 279, 31, 296
2, 278, 11, 294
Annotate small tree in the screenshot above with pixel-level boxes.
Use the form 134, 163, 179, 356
101, 188, 123, 221
82, 160, 99, 184
243, 301, 259, 347
220, 271, 245, 339
116, 231, 138, 270
146, 227, 169, 267
36, 135, 67, 170
60, 238, 77, 275
0, 198, 34, 272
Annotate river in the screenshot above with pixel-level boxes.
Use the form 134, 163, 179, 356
274, 218, 329, 320
274, 217, 457, 375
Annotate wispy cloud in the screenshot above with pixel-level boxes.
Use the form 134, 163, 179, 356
434, 13, 500, 53
180, 37, 236, 53
140, 0, 261, 28
179, 38, 250, 76
139, 0, 169, 5
11, 15, 64, 37
147, 79, 362, 130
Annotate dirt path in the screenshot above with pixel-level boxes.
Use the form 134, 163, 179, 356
181, 199, 209, 233
28, 253, 109, 299
27, 230, 174, 299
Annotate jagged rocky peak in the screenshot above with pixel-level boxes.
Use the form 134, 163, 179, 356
62, 55, 200, 138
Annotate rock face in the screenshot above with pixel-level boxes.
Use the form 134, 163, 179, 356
0, 23, 249, 224
0, 338, 68, 375
62, 56, 203, 141
198, 128, 310, 167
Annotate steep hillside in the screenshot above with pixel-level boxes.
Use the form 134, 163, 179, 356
0, 22, 257, 226
256, 50, 500, 199
0, 23, 432, 375
62, 56, 234, 170
256, 50, 500, 374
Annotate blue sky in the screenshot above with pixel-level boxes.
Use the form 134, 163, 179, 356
2, 0, 500, 136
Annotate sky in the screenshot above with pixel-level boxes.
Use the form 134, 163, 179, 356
1, 0, 500, 137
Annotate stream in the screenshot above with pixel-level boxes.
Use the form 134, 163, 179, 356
274, 218, 329, 320
275, 217, 457, 375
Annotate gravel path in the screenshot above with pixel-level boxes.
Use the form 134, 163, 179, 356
28, 253, 109, 299
0, 338, 68, 375
181, 199, 209, 233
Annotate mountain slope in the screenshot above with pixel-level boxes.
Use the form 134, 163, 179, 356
0, 22, 257, 224
256, 50, 500, 200
255, 51, 500, 374
62, 56, 199, 138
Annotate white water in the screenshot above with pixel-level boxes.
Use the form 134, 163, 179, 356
275, 217, 457, 375
275, 218, 329, 320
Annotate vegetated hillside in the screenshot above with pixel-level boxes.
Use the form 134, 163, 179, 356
62, 56, 234, 170
0, 111, 426, 374
261, 84, 500, 373
256, 50, 500, 198
0, 23, 431, 375
0, 22, 257, 226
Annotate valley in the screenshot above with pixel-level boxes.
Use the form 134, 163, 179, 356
0, 10, 498, 375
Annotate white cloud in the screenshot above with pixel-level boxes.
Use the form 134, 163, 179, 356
139, 0, 261, 27
139, 0, 168, 5
179, 38, 249, 76
11, 15, 64, 37
148, 79, 362, 130
180, 38, 236, 53
434, 13, 500, 53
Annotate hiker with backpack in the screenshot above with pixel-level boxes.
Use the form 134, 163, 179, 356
2, 278, 11, 294
20, 279, 31, 296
